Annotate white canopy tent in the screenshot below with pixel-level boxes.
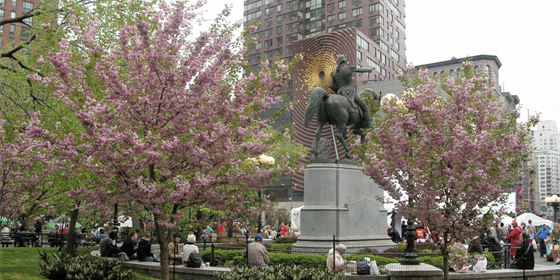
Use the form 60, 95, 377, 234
510, 213, 553, 227
290, 206, 303, 229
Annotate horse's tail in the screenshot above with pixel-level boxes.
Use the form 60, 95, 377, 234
304, 87, 328, 127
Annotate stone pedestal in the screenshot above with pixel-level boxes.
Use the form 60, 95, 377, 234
292, 162, 394, 254
385, 263, 443, 280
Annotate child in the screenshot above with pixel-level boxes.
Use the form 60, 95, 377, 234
545, 232, 552, 255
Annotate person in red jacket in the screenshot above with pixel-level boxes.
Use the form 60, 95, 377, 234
217, 223, 225, 234
280, 222, 289, 237
506, 221, 523, 258
415, 224, 428, 243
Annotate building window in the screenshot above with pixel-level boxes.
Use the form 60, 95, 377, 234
357, 35, 369, 51
338, 12, 345, 20
276, 26, 282, 34
264, 39, 272, 48
9, 24, 15, 34
352, 0, 362, 4
10, 11, 15, 18
20, 26, 30, 37
22, 0, 33, 12
357, 50, 362, 61
369, 3, 383, 12
327, 14, 335, 22
0, 0, 4, 6
276, 36, 282, 45
369, 15, 383, 25
11, 0, 16, 9
369, 27, 384, 37
338, 0, 346, 9
265, 18, 273, 26
286, 45, 293, 54
0, 9, 4, 21
352, 7, 362, 17
327, 3, 334, 12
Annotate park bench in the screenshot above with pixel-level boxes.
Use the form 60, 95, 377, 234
1, 232, 14, 247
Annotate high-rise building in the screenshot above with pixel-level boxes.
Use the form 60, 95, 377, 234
244, 0, 406, 76
0, 0, 41, 47
244, 0, 407, 201
533, 120, 560, 216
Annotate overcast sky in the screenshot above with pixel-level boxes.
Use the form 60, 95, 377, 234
210, 0, 560, 124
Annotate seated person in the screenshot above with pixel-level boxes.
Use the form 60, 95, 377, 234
100, 231, 119, 257
48, 225, 60, 247
138, 232, 159, 262
327, 244, 347, 272
509, 232, 534, 269
168, 233, 183, 265
98, 228, 107, 245
120, 232, 138, 260
182, 234, 200, 265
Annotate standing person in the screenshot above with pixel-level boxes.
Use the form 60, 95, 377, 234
137, 232, 159, 262
388, 228, 401, 243
120, 232, 138, 260
468, 235, 483, 254
527, 220, 537, 237
182, 234, 199, 265
280, 222, 288, 238
242, 234, 269, 268
506, 221, 523, 258
327, 244, 347, 272
168, 233, 183, 265
534, 224, 551, 257
401, 221, 407, 239
499, 222, 508, 241
329, 55, 375, 128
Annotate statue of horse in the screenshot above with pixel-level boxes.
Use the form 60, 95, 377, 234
304, 87, 378, 160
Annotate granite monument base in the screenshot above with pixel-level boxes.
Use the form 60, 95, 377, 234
292, 162, 394, 254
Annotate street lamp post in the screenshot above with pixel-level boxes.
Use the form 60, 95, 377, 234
251, 155, 275, 234
545, 195, 560, 223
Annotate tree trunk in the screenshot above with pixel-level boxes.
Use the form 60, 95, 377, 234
24, 203, 39, 229
156, 223, 170, 280
65, 207, 80, 256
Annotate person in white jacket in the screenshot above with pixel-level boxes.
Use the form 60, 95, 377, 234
182, 234, 199, 265
327, 244, 347, 272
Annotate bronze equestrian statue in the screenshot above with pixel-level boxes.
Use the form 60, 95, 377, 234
304, 55, 377, 160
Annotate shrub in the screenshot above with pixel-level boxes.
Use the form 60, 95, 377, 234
39, 251, 133, 280
419, 255, 444, 269
201, 248, 243, 264
213, 264, 345, 280
267, 243, 292, 252
274, 237, 298, 243
269, 253, 327, 267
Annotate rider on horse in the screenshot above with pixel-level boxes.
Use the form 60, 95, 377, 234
329, 55, 375, 128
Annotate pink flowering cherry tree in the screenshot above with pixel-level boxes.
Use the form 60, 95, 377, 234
36, 1, 302, 278
355, 61, 537, 278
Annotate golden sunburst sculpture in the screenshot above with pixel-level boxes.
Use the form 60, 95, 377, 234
299, 50, 338, 95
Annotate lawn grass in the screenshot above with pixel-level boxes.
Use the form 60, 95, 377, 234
0, 247, 156, 280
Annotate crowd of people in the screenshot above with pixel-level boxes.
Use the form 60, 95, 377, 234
384, 219, 560, 270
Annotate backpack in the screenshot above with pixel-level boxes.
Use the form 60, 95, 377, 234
357, 259, 370, 275
117, 252, 129, 261
186, 252, 202, 268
